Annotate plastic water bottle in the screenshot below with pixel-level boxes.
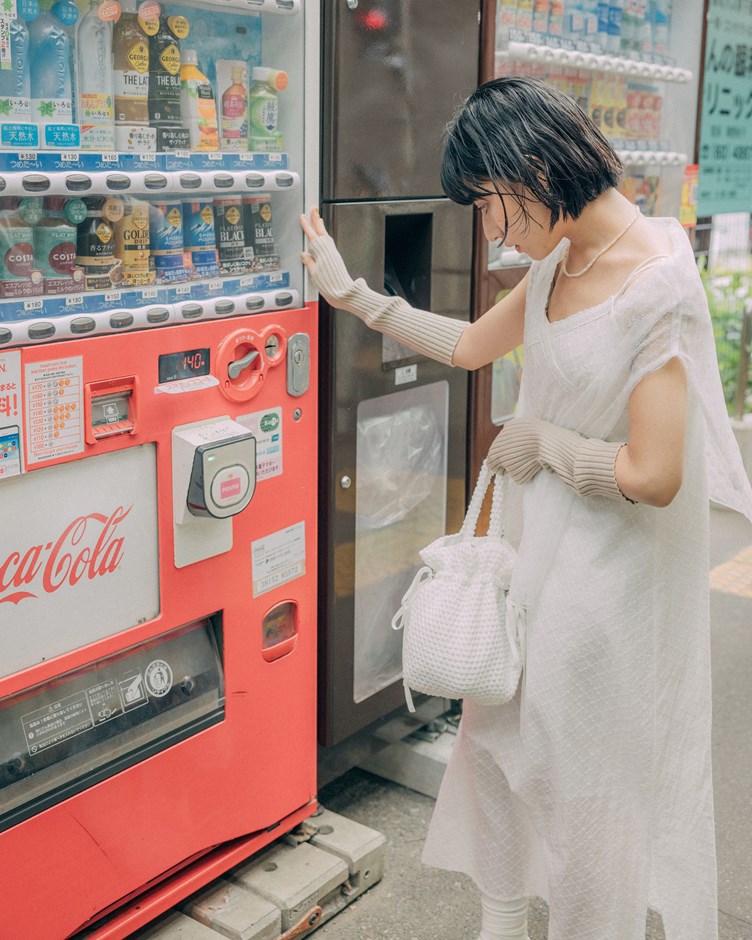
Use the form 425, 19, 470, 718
0, 18, 31, 122
76, 0, 116, 149
29, 0, 75, 126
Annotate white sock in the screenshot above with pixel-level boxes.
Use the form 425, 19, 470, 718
477, 892, 530, 940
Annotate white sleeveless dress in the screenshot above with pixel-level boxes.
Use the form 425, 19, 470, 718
422, 218, 752, 940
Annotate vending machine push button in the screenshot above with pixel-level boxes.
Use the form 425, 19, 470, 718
144, 173, 169, 190
110, 312, 135, 329
181, 303, 203, 319
245, 173, 265, 188
0, 328, 12, 344
28, 322, 56, 340
106, 174, 131, 191
22, 174, 51, 192
179, 174, 202, 189
214, 299, 235, 316
213, 173, 234, 189
147, 307, 171, 323
65, 174, 93, 192
0, 176, 6, 191
70, 317, 96, 334
245, 295, 265, 311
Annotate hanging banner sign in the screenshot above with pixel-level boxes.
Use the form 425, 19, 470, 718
697, 0, 752, 216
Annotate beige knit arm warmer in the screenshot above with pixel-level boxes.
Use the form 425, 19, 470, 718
488, 417, 634, 502
307, 234, 466, 367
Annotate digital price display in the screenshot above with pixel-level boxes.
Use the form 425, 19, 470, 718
158, 348, 211, 384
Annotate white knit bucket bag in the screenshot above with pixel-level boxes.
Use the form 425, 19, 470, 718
391, 461, 522, 711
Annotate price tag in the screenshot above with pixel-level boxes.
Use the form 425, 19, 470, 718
24, 299, 43, 311
208, 280, 222, 292
17, 151, 37, 161
100, 152, 118, 163
98, 0, 121, 21
65, 294, 84, 307
141, 288, 158, 301
105, 291, 122, 303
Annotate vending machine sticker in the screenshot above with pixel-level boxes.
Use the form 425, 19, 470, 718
251, 521, 305, 598
24, 356, 83, 464
0, 348, 22, 478
237, 405, 282, 480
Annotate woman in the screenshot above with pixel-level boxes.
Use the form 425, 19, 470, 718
301, 78, 752, 940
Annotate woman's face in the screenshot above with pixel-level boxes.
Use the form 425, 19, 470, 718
474, 187, 562, 260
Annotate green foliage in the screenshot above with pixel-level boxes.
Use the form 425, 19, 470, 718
699, 261, 752, 416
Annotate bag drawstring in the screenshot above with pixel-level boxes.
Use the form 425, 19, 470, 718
505, 596, 527, 669
391, 566, 433, 632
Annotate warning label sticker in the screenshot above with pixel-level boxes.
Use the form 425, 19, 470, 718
251, 521, 305, 597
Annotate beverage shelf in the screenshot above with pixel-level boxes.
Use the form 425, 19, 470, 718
496, 42, 691, 83
0, 282, 300, 347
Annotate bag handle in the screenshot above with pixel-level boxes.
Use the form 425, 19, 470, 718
460, 460, 506, 540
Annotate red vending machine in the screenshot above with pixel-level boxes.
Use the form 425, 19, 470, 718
0, 1, 319, 937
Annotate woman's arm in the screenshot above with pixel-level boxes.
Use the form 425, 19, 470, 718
615, 356, 687, 507
488, 356, 688, 508
300, 208, 527, 371
451, 274, 528, 370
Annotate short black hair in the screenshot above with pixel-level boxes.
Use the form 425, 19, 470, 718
441, 77, 622, 230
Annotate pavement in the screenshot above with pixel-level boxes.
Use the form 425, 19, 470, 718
312, 505, 752, 940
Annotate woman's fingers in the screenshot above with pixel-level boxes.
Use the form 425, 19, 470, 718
300, 206, 329, 242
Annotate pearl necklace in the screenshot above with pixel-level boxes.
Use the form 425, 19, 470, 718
562, 205, 640, 278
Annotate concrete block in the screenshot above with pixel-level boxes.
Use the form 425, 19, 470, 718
230, 841, 349, 932
358, 728, 456, 799
182, 878, 281, 940
308, 808, 386, 898
136, 911, 220, 939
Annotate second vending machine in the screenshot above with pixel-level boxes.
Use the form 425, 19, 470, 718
0, 0, 320, 937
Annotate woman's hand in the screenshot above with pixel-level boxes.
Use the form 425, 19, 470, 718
487, 419, 544, 483
300, 207, 358, 306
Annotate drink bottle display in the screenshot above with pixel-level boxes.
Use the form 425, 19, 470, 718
148, 16, 184, 130
114, 196, 153, 286
0, 18, 31, 123
34, 196, 86, 293
76, 196, 123, 290
113, 0, 149, 127
242, 195, 279, 272
76, 0, 117, 150
149, 200, 187, 282
182, 199, 218, 277
219, 60, 248, 152
213, 196, 245, 274
180, 48, 218, 151
29, 0, 75, 127
248, 67, 287, 153
0, 197, 44, 297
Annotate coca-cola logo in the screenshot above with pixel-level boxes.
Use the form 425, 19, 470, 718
0, 506, 131, 606
4, 242, 34, 277
49, 241, 77, 275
